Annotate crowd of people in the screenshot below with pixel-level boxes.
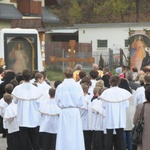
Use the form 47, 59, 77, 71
0, 63, 149, 150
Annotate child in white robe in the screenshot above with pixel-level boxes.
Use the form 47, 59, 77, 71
34, 72, 51, 101
0, 83, 14, 149
39, 88, 60, 150
80, 83, 91, 150
3, 93, 20, 150
91, 87, 106, 150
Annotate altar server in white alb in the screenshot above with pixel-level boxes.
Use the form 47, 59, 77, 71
55, 67, 85, 150
100, 75, 132, 150
80, 83, 91, 150
91, 87, 106, 150
39, 88, 60, 150
12, 69, 43, 150
34, 72, 51, 100
3, 93, 20, 150
1, 83, 15, 149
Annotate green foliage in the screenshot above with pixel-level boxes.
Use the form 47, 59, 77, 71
68, 0, 83, 24
48, 0, 150, 25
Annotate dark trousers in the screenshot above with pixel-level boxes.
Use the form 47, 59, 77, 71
92, 131, 104, 150
6, 131, 20, 150
83, 130, 93, 150
123, 131, 132, 150
0, 116, 7, 137
6, 131, 13, 150
104, 128, 124, 150
19, 126, 39, 150
11, 131, 20, 150
132, 144, 137, 150
41, 132, 56, 150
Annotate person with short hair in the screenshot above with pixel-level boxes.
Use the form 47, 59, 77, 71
40, 71, 51, 86
132, 66, 138, 81
34, 72, 51, 100
0, 83, 14, 149
55, 67, 85, 150
119, 78, 135, 150
95, 79, 104, 88
39, 88, 60, 150
30, 70, 39, 83
10, 79, 18, 88
80, 83, 91, 150
102, 67, 111, 88
73, 64, 83, 82
0, 83, 14, 117
100, 75, 132, 150
92, 63, 103, 79
3, 93, 20, 150
134, 73, 150, 108
91, 87, 106, 150
54, 80, 62, 89
77, 70, 87, 85
89, 69, 99, 98
12, 68, 43, 150
80, 76, 92, 99
126, 70, 141, 90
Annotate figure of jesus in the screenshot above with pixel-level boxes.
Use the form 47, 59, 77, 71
9, 42, 29, 73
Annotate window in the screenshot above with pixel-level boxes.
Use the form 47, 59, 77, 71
125, 39, 129, 47
97, 40, 107, 48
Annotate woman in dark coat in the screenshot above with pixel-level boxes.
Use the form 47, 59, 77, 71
133, 86, 150, 150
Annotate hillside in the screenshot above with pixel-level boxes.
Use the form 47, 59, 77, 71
48, 0, 150, 27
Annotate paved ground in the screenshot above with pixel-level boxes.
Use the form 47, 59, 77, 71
0, 134, 7, 150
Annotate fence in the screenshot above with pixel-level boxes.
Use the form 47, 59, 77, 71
45, 41, 129, 71
93, 49, 129, 70
45, 41, 93, 70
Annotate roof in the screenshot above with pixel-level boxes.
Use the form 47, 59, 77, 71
11, 19, 45, 32
0, 3, 22, 19
46, 29, 78, 34
42, 7, 60, 23
74, 22, 150, 28
0, 3, 60, 23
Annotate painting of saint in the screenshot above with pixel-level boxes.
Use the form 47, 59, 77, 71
6, 37, 33, 73
130, 34, 150, 71
9, 42, 29, 73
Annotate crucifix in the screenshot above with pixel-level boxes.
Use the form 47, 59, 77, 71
49, 40, 95, 69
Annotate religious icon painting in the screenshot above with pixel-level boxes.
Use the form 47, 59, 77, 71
129, 30, 150, 71
4, 33, 38, 73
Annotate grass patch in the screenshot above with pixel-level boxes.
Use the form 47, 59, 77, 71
46, 69, 64, 81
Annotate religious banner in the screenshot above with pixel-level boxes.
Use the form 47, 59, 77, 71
129, 30, 150, 71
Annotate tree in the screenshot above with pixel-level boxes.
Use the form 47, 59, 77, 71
110, 0, 135, 22
136, 0, 140, 22
68, 0, 83, 24
47, 0, 150, 25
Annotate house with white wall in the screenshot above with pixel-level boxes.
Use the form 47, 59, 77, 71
74, 22, 150, 65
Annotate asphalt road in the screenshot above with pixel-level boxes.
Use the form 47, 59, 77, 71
0, 134, 7, 150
